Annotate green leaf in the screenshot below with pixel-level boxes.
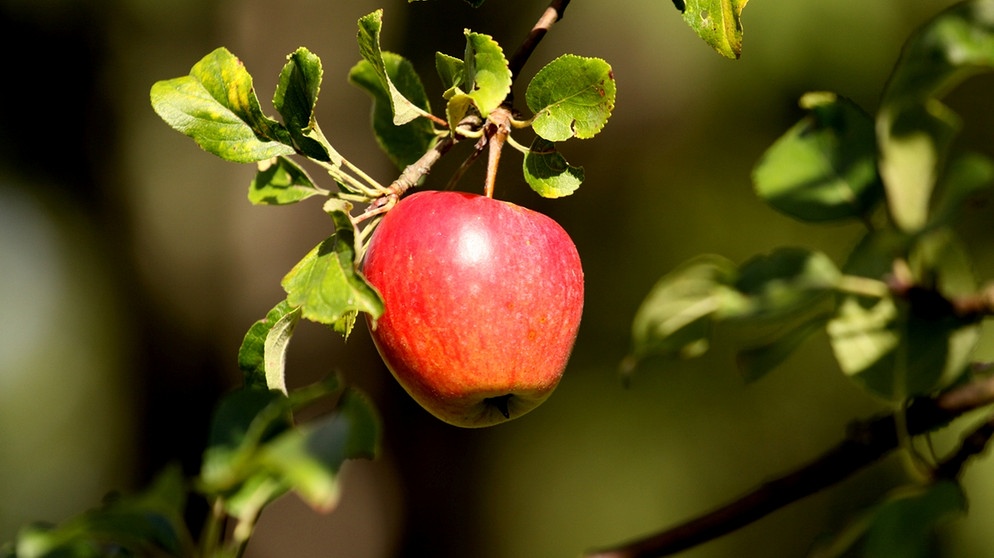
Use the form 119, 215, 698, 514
680, 0, 749, 59
927, 152, 994, 230
462, 31, 512, 118
753, 92, 883, 222
526, 55, 616, 142
357, 10, 433, 125
281, 201, 384, 329
878, 0, 994, 232
878, 101, 961, 233
810, 480, 966, 558
629, 255, 738, 362
238, 300, 302, 393
724, 247, 841, 321
258, 389, 379, 512
201, 389, 291, 492
151, 47, 295, 163
349, 54, 436, 169
827, 231, 980, 399
202, 376, 373, 519
10, 466, 193, 558
737, 314, 830, 382
523, 137, 585, 198
445, 93, 476, 132
436, 51, 465, 99
273, 47, 339, 164
249, 156, 328, 205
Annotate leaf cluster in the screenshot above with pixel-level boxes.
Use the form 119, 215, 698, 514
2, 306, 380, 558
149, 8, 616, 344
626, 1, 994, 553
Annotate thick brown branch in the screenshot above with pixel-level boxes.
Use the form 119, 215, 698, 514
584, 373, 994, 558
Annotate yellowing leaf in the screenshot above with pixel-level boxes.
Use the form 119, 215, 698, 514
681, 0, 749, 59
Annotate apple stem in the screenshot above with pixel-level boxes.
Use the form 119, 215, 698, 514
486, 394, 513, 419
484, 107, 512, 199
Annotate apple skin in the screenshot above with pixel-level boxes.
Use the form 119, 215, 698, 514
362, 190, 583, 427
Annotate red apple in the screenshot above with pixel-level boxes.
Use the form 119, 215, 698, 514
362, 190, 584, 427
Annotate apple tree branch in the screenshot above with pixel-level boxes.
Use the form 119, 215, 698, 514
584, 372, 994, 558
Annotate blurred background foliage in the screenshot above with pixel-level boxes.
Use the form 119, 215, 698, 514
2, 0, 994, 556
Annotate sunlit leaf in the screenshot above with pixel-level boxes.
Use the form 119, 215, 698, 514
238, 300, 302, 392
526, 55, 616, 142
680, 0, 749, 59
357, 10, 433, 125
629, 255, 738, 362
753, 92, 883, 222
151, 47, 294, 163
281, 201, 384, 329
445, 93, 476, 132
435, 51, 465, 99
878, 101, 960, 233
273, 47, 339, 164
878, 0, 994, 232
827, 231, 980, 399
349, 54, 436, 169
249, 156, 328, 205
462, 31, 512, 118
523, 137, 584, 198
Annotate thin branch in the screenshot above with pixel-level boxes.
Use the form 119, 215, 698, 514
934, 413, 994, 480
360, 0, 569, 203
508, 0, 572, 80
584, 373, 994, 558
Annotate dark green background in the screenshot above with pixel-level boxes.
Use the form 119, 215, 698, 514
2, 0, 994, 556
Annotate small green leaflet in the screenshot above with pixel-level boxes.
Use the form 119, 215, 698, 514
238, 300, 302, 393
523, 138, 584, 198
462, 32, 511, 118
877, 0, 994, 232
526, 55, 616, 142
436, 52, 465, 99
249, 156, 328, 205
349, 53, 436, 169
753, 92, 883, 222
150, 47, 295, 163
281, 200, 384, 333
439, 32, 512, 126
357, 10, 433, 125
679, 0, 749, 59
273, 47, 340, 164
